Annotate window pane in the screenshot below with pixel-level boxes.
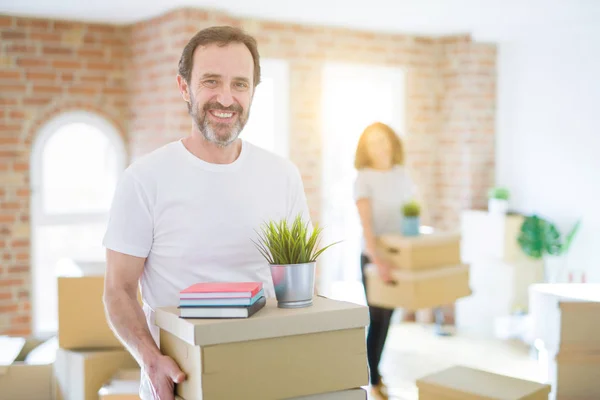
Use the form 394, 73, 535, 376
242, 77, 276, 152
32, 222, 108, 334
320, 63, 405, 300
42, 123, 120, 214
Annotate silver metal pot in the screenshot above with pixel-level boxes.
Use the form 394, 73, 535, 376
269, 262, 316, 308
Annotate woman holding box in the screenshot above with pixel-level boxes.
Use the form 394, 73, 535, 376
353, 122, 417, 400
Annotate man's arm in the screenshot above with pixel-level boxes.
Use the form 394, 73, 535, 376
103, 249, 160, 366
103, 249, 185, 399
356, 198, 394, 283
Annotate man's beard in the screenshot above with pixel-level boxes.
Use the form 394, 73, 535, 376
190, 95, 248, 147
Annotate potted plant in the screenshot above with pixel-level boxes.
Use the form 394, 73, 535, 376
252, 213, 341, 308
517, 214, 581, 283
488, 187, 510, 215
401, 200, 421, 236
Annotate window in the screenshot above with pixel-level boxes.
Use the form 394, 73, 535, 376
319, 63, 406, 304
31, 111, 126, 336
241, 59, 290, 158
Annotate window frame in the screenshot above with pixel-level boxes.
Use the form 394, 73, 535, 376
30, 110, 127, 336
30, 111, 127, 226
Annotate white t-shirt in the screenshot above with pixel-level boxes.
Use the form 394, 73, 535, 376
102, 138, 310, 399
353, 165, 416, 250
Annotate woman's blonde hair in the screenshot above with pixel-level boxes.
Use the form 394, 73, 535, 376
354, 122, 405, 169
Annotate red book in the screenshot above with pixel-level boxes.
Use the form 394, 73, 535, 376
179, 282, 263, 299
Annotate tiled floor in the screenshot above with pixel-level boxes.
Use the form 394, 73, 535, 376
369, 322, 544, 400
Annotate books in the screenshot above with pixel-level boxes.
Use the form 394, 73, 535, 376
178, 281, 266, 319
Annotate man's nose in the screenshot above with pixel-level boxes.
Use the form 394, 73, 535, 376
216, 85, 234, 107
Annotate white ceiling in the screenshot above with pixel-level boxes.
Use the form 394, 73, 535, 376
1, 0, 599, 40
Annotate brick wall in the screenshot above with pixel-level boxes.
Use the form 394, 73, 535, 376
0, 15, 129, 335
437, 37, 497, 229
0, 8, 496, 335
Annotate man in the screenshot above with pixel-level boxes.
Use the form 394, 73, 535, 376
102, 26, 311, 400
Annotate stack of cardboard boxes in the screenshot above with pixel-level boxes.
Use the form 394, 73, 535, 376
155, 295, 370, 399
54, 276, 141, 400
529, 283, 600, 399
365, 232, 471, 311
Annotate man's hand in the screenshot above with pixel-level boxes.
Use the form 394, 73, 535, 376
147, 355, 186, 400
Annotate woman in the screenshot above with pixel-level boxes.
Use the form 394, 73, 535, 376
353, 122, 416, 400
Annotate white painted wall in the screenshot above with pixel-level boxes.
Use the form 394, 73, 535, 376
496, 25, 600, 281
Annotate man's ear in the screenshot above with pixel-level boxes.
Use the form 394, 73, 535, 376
176, 75, 191, 103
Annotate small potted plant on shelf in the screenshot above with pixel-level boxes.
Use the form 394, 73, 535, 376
252, 213, 341, 309
401, 200, 421, 236
488, 187, 510, 215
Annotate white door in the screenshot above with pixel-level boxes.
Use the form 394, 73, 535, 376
320, 63, 405, 303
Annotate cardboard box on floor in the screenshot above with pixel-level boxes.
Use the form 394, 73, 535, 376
58, 276, 142, 350
377, 232, 461, 271
98, 368, 141, 400
156, 295, 369, 400
416, 365, 551, 400
54, 348, 139, 400
0, 336, 55, 400
365, 263, 471, 310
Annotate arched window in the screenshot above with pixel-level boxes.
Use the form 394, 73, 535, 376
30, 111, 126, 336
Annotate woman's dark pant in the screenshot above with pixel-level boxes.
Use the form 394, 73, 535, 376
360, 253, 394, 385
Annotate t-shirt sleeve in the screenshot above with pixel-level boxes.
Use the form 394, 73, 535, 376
102, 169, 154, 258
353, 170, 371, 200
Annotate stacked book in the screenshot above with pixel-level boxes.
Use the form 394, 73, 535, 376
178, 281, 266, 319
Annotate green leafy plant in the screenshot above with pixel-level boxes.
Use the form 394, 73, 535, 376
252, 213, 341, 265
488, 187, 510, 201
402, 200, 421, 217
517, 215, 581, 259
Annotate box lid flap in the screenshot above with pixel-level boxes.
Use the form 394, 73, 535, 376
416, 366, 551, 399
530, 283, 600, 303
0, 336, 26, 375
155, 295, 369, 346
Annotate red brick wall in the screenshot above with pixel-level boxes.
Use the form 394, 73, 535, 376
437, 36, 497, 229
0, 8, 496, 335
0, 15, 129, 335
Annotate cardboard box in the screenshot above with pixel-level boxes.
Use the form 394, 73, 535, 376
377, 232, 461, 271
58, 276, 142, 350
460, 210, 527, 263
98, 368, 141, 400
54, 348, 138, 400
416, 365, 551, 400
365, 263, 471, 310
287, 388, 366, 399
156, 295, 369, 400
0, 337, 54, 400
175, 388, 367, 400
546, 352, 600, 400
529, 284, 600, 356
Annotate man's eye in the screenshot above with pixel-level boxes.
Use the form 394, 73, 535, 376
235, 82, 249, 90
204, 80, 217, 87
